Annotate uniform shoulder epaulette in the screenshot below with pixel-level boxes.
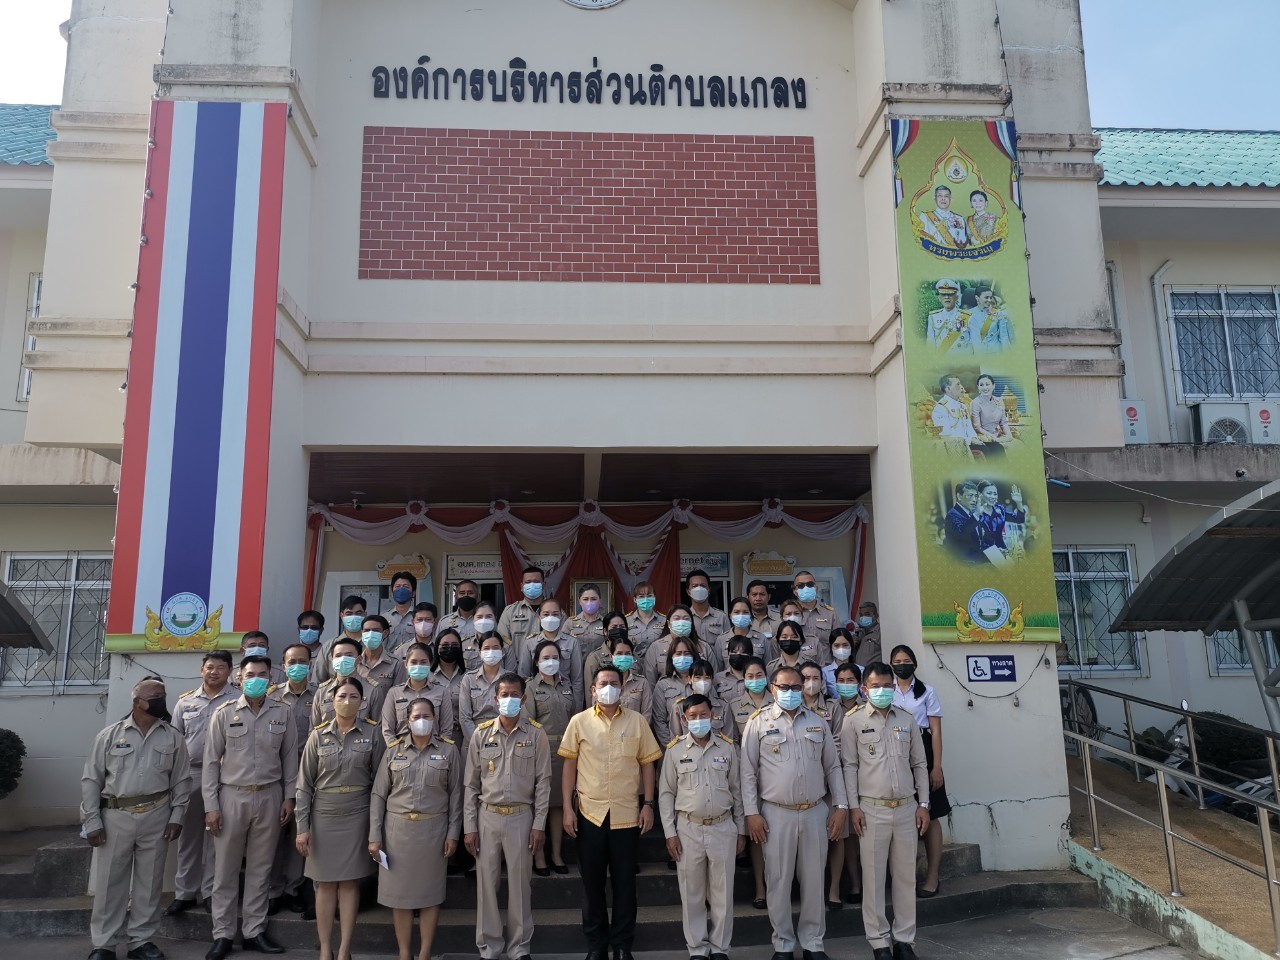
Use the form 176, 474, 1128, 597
666, 736, 681, 749
315, 719, 334, 731
363, 717, 379, 725
718, 733, 734, 744
477, 718, 496, 730
845, 703, 862, 717
527, 718, 542, 728
388, 736, 404, 746
267, 683, 281, 695
179, 688, 198, 699
212, 698, 237, 713
748, 707, 764, 720
440, 736, 455, 745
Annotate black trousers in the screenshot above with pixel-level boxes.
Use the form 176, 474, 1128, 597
578, 812, 640, 950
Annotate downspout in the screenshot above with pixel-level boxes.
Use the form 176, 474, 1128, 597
1149, 260, 1179, 442
1105, 260, 1133, 399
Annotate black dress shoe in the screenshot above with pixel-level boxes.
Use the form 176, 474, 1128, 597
88, 950, 116, 960
844, 889, 862, 904
551, 860, 569, 874
826, 898, 842, 911
802, 951, 831, 960
266, 897, 281, 916
710, 953, 729, 960
533, 865, 551, 877
892, 945, 918, 960
613, 948, 635, 960
770, 952, 793, 960
164, 897, 197, 916
916, 880, 940, 899
584, 951, 606, 960
241, 933, 285, 953
872, 950, 893, 960
206, 939, 234, 960
127, 943, 166, 960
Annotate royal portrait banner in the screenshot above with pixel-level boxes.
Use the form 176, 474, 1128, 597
891, 119, 1060, 644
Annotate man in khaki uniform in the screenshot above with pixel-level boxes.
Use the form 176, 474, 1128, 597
437, 579, 480, 641
313, 638, 383, 728
791, 571, 837, 666
463, 673, 552, 960
659, 694, 745, 960
843, 662, 930, 960
497, 565, 547, 656
356, 614, 406, 691
746, 580, 781, 659
267, 642, 317, 916
204, 656, 298, 959
82, 676, 191, 960
741, 665, 848, 960
166, 650, 235, 915
685, 570, 729, 670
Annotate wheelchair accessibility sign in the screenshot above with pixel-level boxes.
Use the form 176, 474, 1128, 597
966, 655, 1016, 683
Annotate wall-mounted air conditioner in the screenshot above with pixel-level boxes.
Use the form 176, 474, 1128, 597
1190, 401, 1280, 445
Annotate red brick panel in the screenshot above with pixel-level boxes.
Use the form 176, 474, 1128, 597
359, 128, 819, 284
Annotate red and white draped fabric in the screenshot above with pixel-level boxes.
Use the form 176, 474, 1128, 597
305, 499, 871, 620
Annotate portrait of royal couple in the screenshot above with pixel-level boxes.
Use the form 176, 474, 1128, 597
918, 183, 1000, 249
942, 478, 1027, 568
925, 278, 1012, 356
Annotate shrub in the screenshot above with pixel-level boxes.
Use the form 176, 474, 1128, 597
0, 728, 26, 800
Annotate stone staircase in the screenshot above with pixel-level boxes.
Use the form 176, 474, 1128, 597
0, 830, 1097, 952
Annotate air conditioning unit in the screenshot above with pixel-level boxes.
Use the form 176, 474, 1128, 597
1191, 401, 1280, 445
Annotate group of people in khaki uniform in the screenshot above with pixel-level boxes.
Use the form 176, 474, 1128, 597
80, 566, 932, 960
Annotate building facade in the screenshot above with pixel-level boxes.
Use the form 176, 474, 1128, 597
0, 1, 1273, 879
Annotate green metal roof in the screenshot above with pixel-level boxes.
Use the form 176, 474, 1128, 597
1095, 128, 1280, 188
0, 104, 56, 166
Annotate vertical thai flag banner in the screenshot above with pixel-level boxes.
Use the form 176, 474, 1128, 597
106, 100, 287, 652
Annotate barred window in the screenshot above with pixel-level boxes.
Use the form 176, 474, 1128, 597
1206, 629, 1278, 673
1, 554, 111, 687
1169, 288, 1280, 399
1054, 547, 1142, 672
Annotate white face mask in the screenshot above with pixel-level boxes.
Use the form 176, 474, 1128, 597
538, 658, 561, 676
692, 679, 713, 695
480, 648, 505, 666
803, 679, 823, 696
596, 683, 621, 705
409, 718, 433, 738
474, 617, 496, 634
832, 645, 852, 662
688, 586, 710, 603
540, 615, 562, 633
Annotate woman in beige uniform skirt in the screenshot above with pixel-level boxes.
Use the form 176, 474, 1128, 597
369, 697, 463, 960
296, 676, 386, 960
527, 637, 576, 875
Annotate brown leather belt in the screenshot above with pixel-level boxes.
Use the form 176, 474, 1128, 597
861, 796, 914, 809
679, 809, 733, 825
483, 802, 530, 816
100, 790, 169, 812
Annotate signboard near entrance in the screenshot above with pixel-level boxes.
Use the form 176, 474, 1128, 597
890, 118, 1060, 645
966, 655, 1017, 683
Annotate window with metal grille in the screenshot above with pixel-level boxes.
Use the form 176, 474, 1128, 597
1205, 629, 1279, 674
1168, 288, 1280, 400
17, 273, 41, 403
1, 554, 111, 687
1054, 547, 1142, 672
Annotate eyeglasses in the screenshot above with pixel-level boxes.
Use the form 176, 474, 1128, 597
795, 581, 816, 588
774, 684, 803, 693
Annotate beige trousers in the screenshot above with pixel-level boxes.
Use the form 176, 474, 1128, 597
761, 800, 829, 952
173, 766, 214, 900
858, 800, 918, 948
210, 784, 283, 940
674, 815, 739, 956
476, 806, 535, 959
90, 803, 171, 948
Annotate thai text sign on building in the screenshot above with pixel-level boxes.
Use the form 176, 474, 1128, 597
890, 119, 1060, 644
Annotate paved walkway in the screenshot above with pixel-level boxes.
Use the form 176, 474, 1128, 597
11, 907, 1192, 960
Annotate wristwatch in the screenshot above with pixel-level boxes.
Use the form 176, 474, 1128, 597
643, 799, 655, 807
835, 803, 849, 810
920, 800, 931, 810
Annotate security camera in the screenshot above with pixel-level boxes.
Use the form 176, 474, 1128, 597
1235, 468, 1249, 479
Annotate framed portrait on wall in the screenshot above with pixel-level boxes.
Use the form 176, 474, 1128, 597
570, 578, 612, 614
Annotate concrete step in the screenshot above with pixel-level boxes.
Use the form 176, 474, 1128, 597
0, 869, 1097, 952
4, 836, 985, 904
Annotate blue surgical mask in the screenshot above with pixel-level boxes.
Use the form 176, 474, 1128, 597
672, 655, 694, 673
342, 614, 365, 633
406, 664, 431, 682
522, 582, 544, 601
745, 677, 768, 695
361, 630, 382, 650
670, 619, 692, 638
332, 655, 356, 677
687, 718, 712, 739
776, 689, 803, 711
612, 654, 635, 673
298, 628, 320, 644
497, 696, 523, 718
285, 663, 310, 684
241, 676, 269, 699
393, 586, 413, 604
868, 687, 895, 709
837, 682, 859, 700
636, 596, 656, 613
858, 616, 874, 628
796, 585, 818, 603
730, 613, 752, 630
244, 646, 268, 660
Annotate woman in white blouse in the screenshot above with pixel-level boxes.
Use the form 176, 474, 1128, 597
888, 644, 950, 898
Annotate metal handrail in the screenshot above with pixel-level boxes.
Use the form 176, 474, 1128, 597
1065, 729, 1280, 957
1062, 678, 1280, 814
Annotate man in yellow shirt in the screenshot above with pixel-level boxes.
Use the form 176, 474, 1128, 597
560, 664, 662, 960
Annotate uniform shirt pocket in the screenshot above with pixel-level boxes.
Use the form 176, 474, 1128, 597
226, 725, 251, 749
802, 730, 825, 759
513, 743, 536, 776
151, 738, 177, 771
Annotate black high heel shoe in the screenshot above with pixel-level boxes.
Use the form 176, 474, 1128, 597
533, 864, 551, 877
551, 861, 569, 875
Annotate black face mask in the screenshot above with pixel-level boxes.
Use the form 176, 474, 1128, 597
437, 645, 462, 664
456, 596, 478, 613
607, 626, 629, 644
779, 640, 801, 656
892, 663, 915, 679
728, 654, 750, 672
143, 696, 169, 720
